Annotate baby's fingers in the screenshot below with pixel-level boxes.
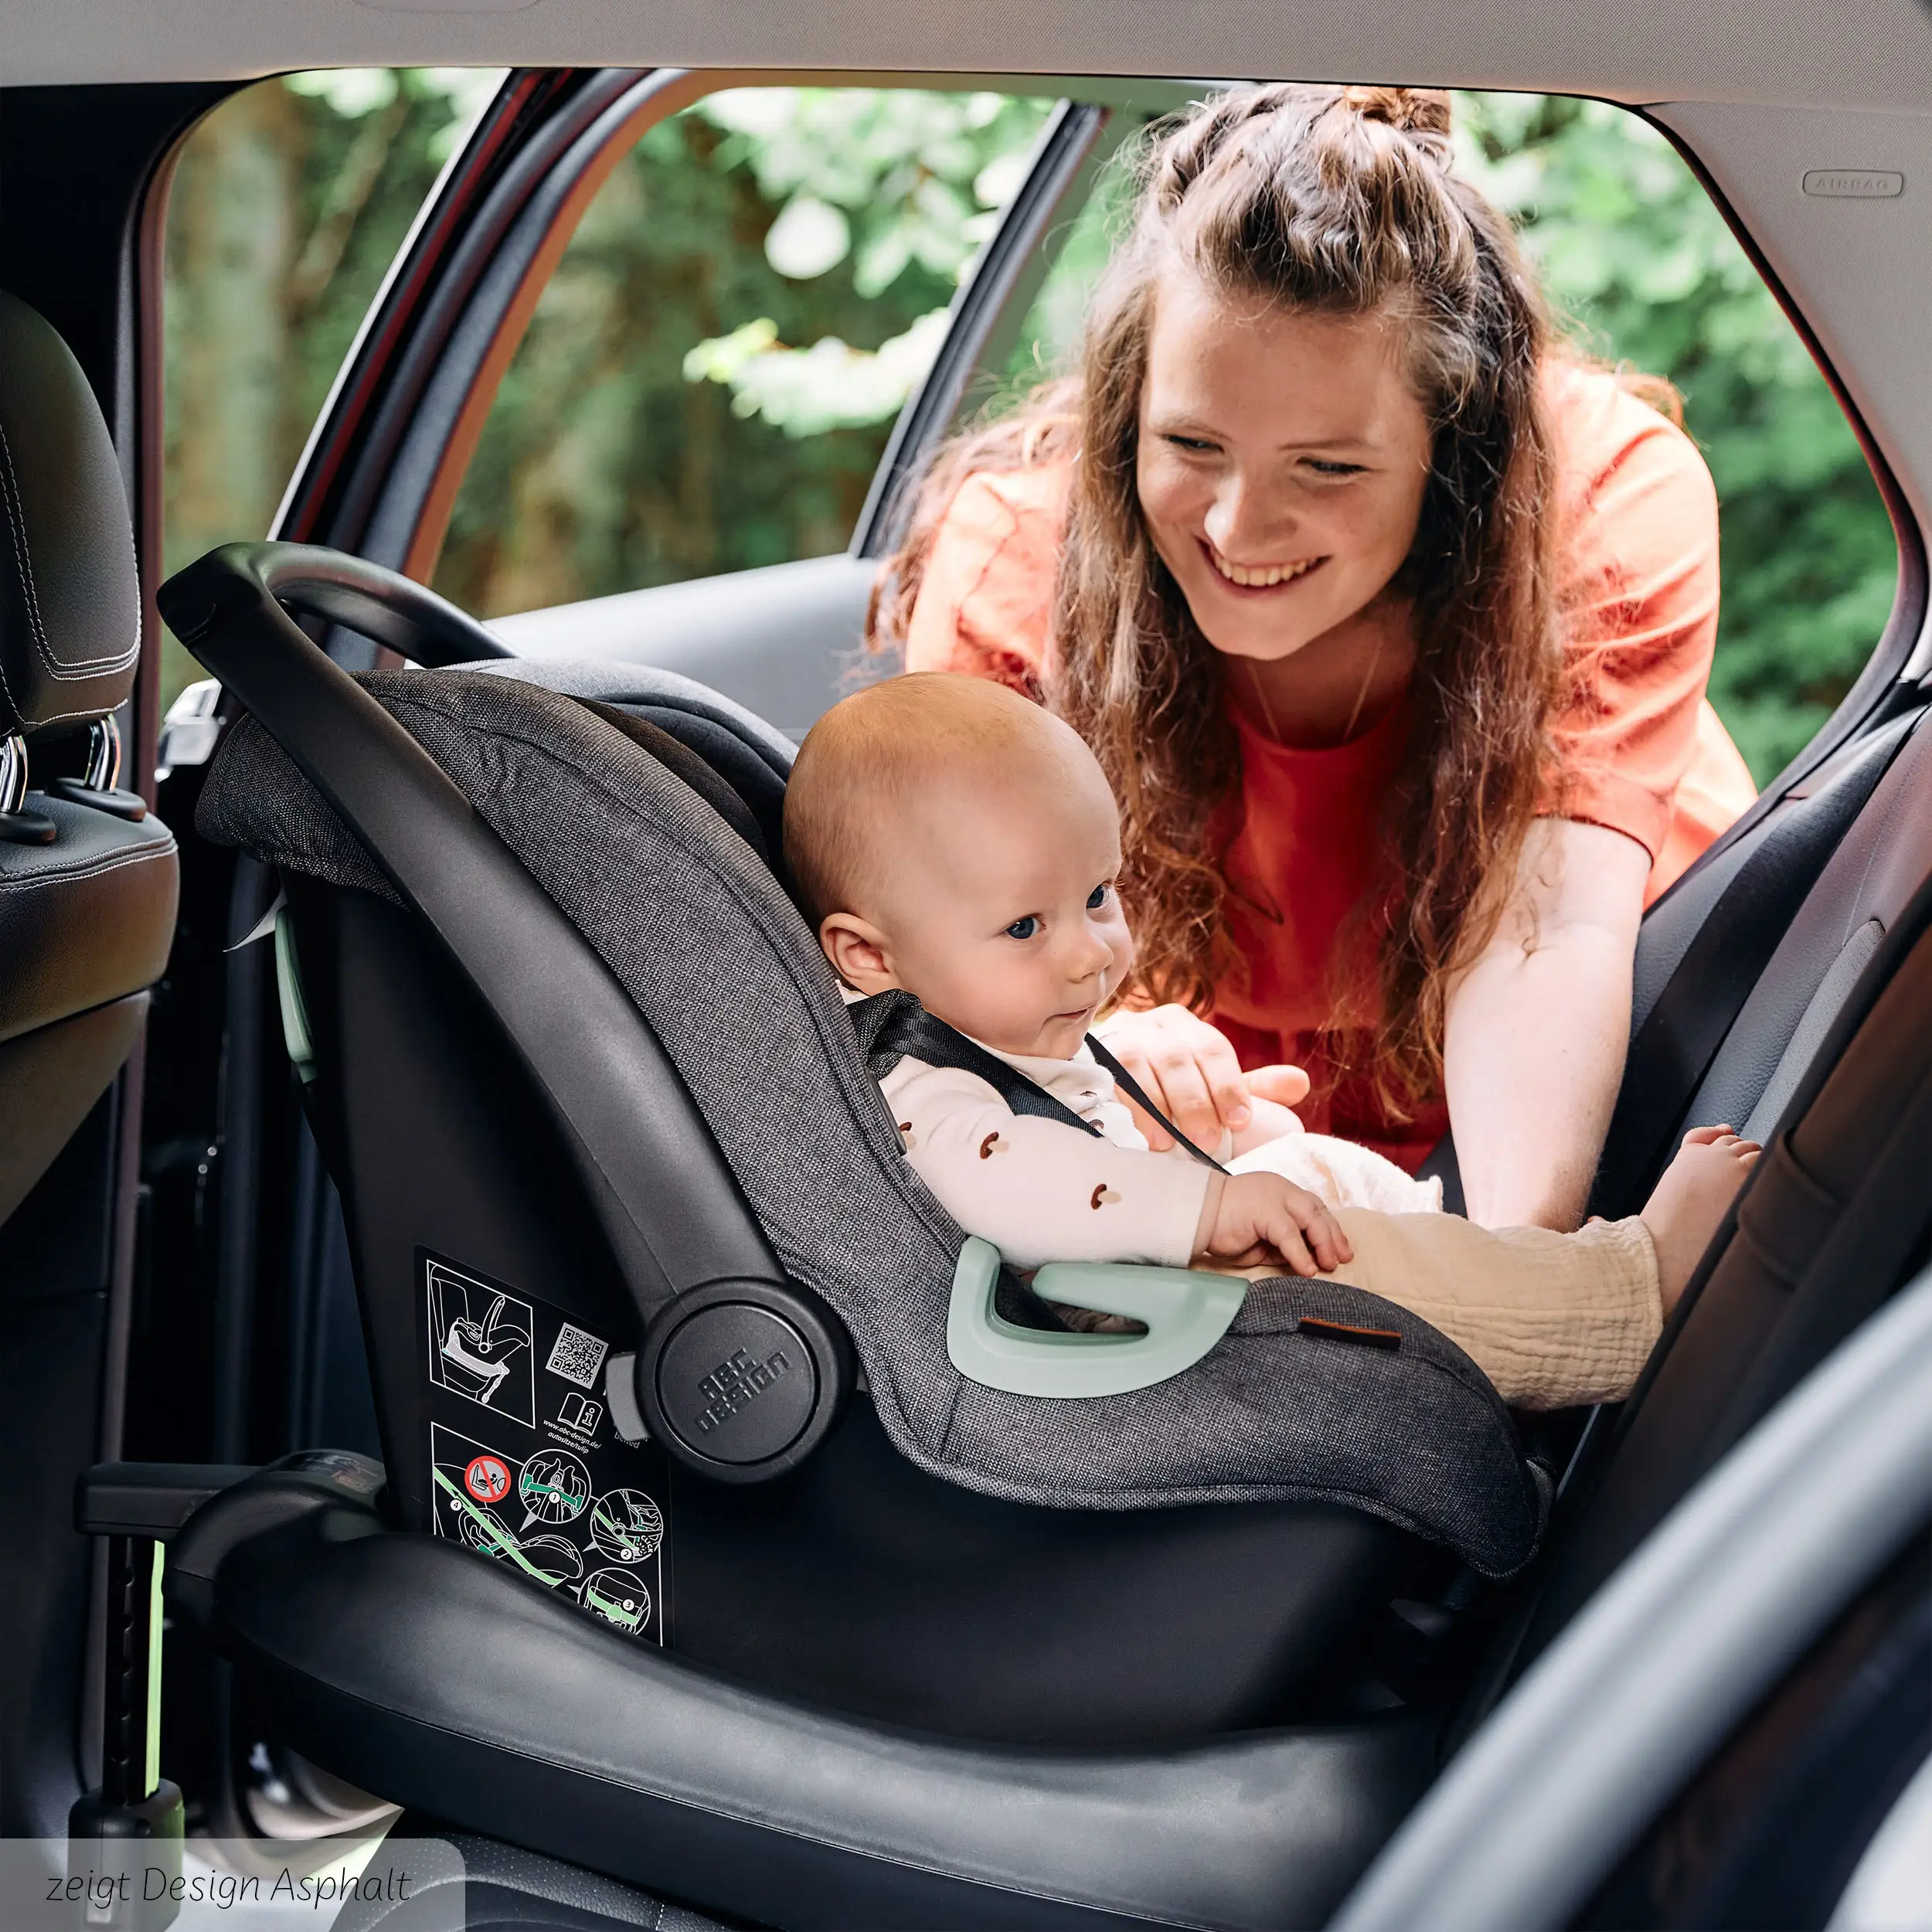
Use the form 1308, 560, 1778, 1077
1269, 1226, 1318, 1277
1301, 1206, 1352, 1274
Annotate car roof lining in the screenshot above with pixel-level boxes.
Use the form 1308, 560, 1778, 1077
4, 1, 1932, 109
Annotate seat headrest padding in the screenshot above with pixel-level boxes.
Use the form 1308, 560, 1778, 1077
0, 291, 139, 737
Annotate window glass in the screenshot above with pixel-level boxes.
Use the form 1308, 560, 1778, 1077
1454, 94, 1893, 782
162, 68, 505, 709
162, 80, 1896, 786
430, 88, 1056, 621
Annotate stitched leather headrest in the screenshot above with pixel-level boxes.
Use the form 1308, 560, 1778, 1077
0, 291, 139, 738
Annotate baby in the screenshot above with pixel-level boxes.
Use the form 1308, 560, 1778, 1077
783, 673, 1759, 1409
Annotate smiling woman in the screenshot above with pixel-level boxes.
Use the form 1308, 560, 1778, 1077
871, 83, 1760, 1232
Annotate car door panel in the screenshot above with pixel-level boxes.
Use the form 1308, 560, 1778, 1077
485, 553, 873, 740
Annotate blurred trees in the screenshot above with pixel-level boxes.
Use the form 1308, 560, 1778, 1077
431, 89, 1050, 618
162, 68, 500, 706
164, 76, 1897, 783
1456, 94, 1897, 780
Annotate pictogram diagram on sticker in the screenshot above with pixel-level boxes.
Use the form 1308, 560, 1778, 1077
426, 1260, 536, 1424
420, 1253, 670, 1644
430, 1421, 665, 1639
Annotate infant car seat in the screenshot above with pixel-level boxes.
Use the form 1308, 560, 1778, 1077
157, 543, 1555, 1926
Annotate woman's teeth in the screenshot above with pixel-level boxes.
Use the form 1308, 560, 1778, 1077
1209, 548, 1321, 589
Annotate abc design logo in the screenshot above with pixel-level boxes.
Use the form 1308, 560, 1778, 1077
692, 1345, 791, 1435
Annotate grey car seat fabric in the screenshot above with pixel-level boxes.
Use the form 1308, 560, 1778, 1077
196, 665, 1546, 1577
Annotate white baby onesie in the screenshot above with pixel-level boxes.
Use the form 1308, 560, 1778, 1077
876, 1034, 1439, 1274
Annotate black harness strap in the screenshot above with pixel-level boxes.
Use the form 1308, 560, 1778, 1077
850, 990, 1226, 1174
1083, 1033, 1228, 1173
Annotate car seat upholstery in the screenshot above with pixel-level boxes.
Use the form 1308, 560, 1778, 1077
1587, 706, 1913, 1218
1695, 709, 1932, 1143
0, 290, 177, 1226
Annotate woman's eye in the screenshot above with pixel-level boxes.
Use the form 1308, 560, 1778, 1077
1086, 883, 1111, 911
1304, 458, 1366, 478
1005, 916, 1041, 940
1163, 434, 1216, 454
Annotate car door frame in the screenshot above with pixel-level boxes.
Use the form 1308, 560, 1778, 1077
272, 66, 1206, 593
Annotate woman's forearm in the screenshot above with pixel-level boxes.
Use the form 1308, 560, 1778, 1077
1444, 820, 1650, 1232
1445, 928, 1632, 1230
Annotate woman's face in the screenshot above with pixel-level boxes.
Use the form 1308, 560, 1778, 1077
1135, 272, 1434, 665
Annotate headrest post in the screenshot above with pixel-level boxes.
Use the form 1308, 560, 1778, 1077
83, 716, 123, 793
0, 733, 55, 845
0, 733, 25, 815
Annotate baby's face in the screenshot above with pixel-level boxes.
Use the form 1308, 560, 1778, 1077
865, 755, 1134, 1058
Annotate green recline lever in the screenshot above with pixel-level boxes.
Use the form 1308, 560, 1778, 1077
947, 1236, 1247, 1398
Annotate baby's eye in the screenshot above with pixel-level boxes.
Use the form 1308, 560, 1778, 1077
1005, 915, 1041, 940
1086, 883, 1111, 911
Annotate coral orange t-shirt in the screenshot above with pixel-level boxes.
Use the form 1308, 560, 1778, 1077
903, 359, 1757, 1168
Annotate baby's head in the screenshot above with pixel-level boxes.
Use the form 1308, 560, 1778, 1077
784, 673, 1134, 1059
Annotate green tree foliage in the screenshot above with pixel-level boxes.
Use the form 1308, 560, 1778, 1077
162, 68, 498, 705
1454, 94, 1897, 781
164, 77, 1896, 782
433, 89, 1050, 617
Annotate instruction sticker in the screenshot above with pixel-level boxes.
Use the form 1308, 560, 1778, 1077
420, 1252, 668, 1645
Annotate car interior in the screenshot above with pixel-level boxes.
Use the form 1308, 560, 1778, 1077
3, 11, 1931, 1931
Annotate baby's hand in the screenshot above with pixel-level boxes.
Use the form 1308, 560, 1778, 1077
1196, 1172, 1352, 1277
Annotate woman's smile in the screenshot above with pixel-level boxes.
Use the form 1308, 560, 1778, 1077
1135, 277, 1432, 669
1201, 539, 1327, 593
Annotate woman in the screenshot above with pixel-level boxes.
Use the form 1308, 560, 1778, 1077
869, 83, 1757, 1233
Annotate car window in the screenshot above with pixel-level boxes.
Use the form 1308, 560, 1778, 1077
426, 86, 1057, 624
160, 80, 1899, 790
162, 68, 506, 713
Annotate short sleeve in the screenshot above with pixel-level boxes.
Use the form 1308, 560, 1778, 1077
1539, 366, 1732, 864
903, 463, 1072, 694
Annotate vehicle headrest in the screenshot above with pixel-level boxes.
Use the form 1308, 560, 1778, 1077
0, 290, 140, 739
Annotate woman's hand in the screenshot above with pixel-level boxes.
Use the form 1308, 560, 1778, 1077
1095, 1004, 1308, 1151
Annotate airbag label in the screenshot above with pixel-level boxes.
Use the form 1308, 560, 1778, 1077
420, 1250, 667, 1645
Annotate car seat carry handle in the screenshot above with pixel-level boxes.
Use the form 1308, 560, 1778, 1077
159, 541, 787, 1331
238, 541, 515, 669
948, 1236, 1246, 1397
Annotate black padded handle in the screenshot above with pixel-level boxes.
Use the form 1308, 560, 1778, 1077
247, 543, 513, 668
159, 540, 787, 1326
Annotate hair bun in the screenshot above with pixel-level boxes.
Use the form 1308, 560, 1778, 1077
1340, 85, 1454, 143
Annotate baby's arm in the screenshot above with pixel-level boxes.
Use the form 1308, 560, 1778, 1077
886, 1063, 1216, 1273
1194, 1172, 1352, 1277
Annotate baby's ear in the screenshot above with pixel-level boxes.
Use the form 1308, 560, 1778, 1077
819, 913, 897, 995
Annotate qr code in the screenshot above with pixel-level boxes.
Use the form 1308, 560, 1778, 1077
545, 1322, 610, 1389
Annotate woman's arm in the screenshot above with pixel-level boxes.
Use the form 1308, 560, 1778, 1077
1444, 818, 1651, 1232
